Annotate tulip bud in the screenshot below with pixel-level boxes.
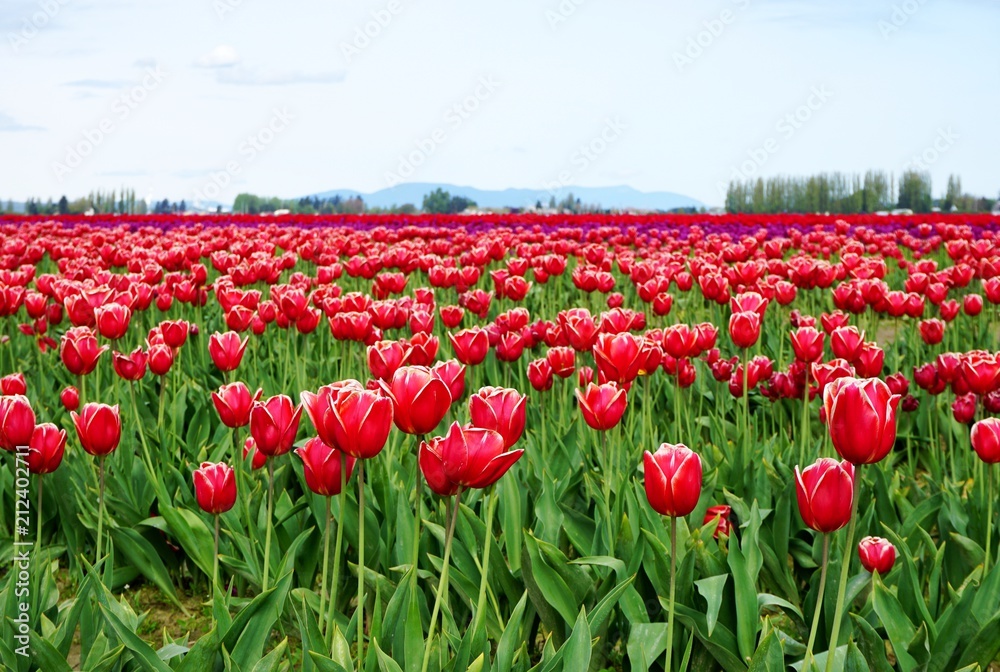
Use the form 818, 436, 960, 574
301, 382, 393, 459
703, 504, 732, 539
243, 436, 267, 470
249, 395, 302, 457
971, 418, 1000, 463
193, 462, 237, 514
208, 331, 249, 372
575, 382, 627, 431
858, 536, 896, 574
378, 366, 451, 436
71, 403, 122, 456
0, 394, 35, 452
212, 382, 263, 428
436, 421, 523, 489
527, 359, 554, 391
469, 387, 527, 449
60, 386, 80, 411
296, 437, 356, 496
823, 377, 900, 465
728, 311, 761, 349
795, 458, 854, 532
27, 423, 66, 474
0, 373, 26, 395
643, 443, 703, 517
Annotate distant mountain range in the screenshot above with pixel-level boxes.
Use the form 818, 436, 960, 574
309, 183, 703, 211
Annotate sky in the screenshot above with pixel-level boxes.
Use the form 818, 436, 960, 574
1, 0, 998, 208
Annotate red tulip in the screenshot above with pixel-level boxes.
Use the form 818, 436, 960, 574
208, 331, 249, 372
643, 443, 702, 517
527, 359, 554, 391
575, 382, 627, 431
662, 324, 697, 359
0, 394, 35, 451
60, 326, 108, 376
301, 382, 394, 458
60, 386, 80, 411
378, 366, 452, 435
435, 421, 523, 489
790, 327, 824, 363
953, 393, 977, 424
546, 347, 575, 378
193, 462, 237, 514
830, 326, 865, 361
858, 536, 896, 574
593, 332, 643, 385
94, 303, 132, 340
448, 328, 490, 366
853, 342, 884, 378
212, 382, 263, 428
296, 436, 357, 496
961, 351, 1000, 396
243, 436, 267, 470
431, 359, 466, 401
971, 418, 1000, 463
26, 422, 66, 474
419, 435, 461, 496
964, 294, 984, 316
728, 311, 761, 349
71, 403, 122, 456
918, 319, 945, 346
703, 504, 732, 539
147, 344, 175, 376
469, 387, 527, 449
795, 458, 854, 533
367, 340, 412, 381
823, 377, 900, 464
112, 348, 147, 381
249, 395, 302, 457
160, 319, 189, 348
0, 373, 26, 395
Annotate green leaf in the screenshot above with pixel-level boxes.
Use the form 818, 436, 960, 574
957, 611, 1000, 669
587, 574, 635, 634
849, 614, 893, 672
27, 630, 73, 672
523, 533, 578, 628
224, 569, 294, 670
308, 652, 353, 672
110, 527, 185, 612
161, 505, 216, 580
98, 604, 173, 672
695, 575, 728, 637
562, 608, 592, 672
627, 623, 667, 672
250, 639, 289, 672
843, 641, 868, 672
373, 638, 404, 672
872, 572, 919, 672
747, 629, 783, 672
495, 591, 529, 672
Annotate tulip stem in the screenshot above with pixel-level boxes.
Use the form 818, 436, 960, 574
665, 515, 677, 672
741, 348, 749, 490
129, 382, 154, 475
412, 436, 425, 583
36, 474, 43, 550
357, 460, 366, 672
158, 375, 167, 430
262, 459, 274, 592
800, 376, 810, 466
802, 534, 830, 672
985, 464, 994, 576
420, 489, 462, 672
328, 454, 347, 652
471, 487, 497, 638
213, 514, 220, 614
825, 469, 861, 672
96, 456, 106, 568
319, 495, 332, 638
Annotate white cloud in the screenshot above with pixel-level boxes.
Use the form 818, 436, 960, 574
196, 45, 241, 68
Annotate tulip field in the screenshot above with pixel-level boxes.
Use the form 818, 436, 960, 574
5, 212, 1000, 672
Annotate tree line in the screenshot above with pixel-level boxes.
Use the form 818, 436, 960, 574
726, 171, 996, 214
